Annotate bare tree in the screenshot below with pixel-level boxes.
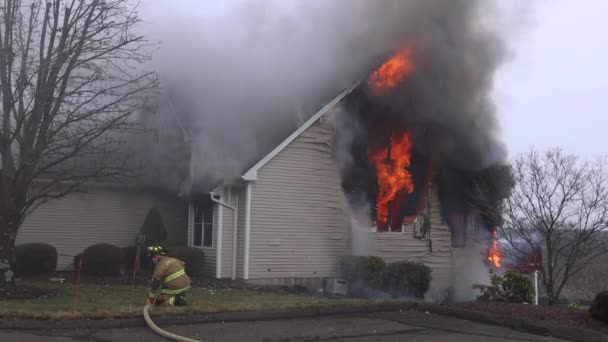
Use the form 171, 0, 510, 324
500, 148, 608, 305
0, 0, 157, 287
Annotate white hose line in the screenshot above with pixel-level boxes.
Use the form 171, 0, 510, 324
143, 304, 202, 342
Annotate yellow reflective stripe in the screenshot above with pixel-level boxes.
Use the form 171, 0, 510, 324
164, 269, 186, 283
161, 285, 190, 295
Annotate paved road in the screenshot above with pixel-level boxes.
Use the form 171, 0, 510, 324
2, 311, 568, 342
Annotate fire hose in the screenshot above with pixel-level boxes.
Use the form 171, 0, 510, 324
143, 304, 202, 342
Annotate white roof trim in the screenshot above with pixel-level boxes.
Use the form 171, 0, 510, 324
242, 82, 360, 181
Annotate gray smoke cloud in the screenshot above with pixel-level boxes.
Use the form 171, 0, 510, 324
134, 0, 516, 193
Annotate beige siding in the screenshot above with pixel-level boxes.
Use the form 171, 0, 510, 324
220, 186, 239, 278
249, 118, 348, 279
198, 205, 218, 277
236, 187, 247, 279
372, 188, 452, 298
245, 110, 453, 298
17, 187, 187, 269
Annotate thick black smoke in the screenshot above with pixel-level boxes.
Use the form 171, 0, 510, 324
133, 0, 512, 197
331, 0, 512, 235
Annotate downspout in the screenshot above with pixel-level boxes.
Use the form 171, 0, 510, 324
210, 191, 238, 280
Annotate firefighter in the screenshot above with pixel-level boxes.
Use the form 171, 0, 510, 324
147, 245, 191, 306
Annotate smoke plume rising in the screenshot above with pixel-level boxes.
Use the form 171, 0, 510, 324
134, 0, 513, 193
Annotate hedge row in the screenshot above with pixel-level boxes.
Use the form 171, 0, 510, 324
13, 242, 205, 277
340, 256, 432, 299
73, 243, 206, 276
15, 243, 57, 276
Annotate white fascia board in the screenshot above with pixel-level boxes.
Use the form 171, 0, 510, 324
241, 82, 359, 181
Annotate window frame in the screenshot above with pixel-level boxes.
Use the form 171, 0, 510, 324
192, 199, 214, 248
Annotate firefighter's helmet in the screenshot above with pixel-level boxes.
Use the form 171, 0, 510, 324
147, 245, 168, 258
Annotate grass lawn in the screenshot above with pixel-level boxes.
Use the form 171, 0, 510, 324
0, 281, 393, 320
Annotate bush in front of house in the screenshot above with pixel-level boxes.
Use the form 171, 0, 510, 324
15, 243, 57, 276
167, 246, 205, 276
80, 243, 124, 276
384, 261, 432, 299
141, 208, 167, 244
122, 241, 189, 271
341, 256, 387, 290
589, 290, 608, 323
473, 270, 533, 303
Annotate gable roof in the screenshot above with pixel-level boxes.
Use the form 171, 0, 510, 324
242, 82, 360, 181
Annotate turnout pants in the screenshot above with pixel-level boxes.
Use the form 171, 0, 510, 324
153, 286, 191, 306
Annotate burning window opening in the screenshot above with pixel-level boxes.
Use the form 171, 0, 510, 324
367, 130, 415, 231
368, 48, 414, 95
336, 42, 509, 261
486, 229, 502, 268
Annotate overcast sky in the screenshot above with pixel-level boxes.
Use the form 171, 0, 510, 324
140, 0, 607, 160
495, 0, 608, 159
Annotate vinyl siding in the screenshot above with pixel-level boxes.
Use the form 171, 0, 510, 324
17, 187, 187, 269
236, 187, 247, 279
249, 117, 349, 279
372, 188, 453, 297
245, 111, 454, 297
220, 186, 239, 279
200, 205, 218, 277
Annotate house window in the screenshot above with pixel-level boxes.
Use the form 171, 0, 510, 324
192, 199, 214, 248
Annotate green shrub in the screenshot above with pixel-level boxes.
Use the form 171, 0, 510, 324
384, 261, 432, 298
167, 246, 205, 276
15, 243, 57, 276
341, 256, 386, 289
80, 243, 124, 276
590, 290, 608, 323
473, 270, 533, 303
141, 208, 167, 244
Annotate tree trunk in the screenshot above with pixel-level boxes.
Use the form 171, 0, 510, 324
0, 227, 17, 288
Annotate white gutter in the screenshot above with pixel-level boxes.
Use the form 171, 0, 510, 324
210, 190, 238, 280
244, 182, 252, 280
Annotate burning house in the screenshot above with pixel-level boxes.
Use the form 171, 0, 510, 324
15, 0, 511, 301
185, 45, 507, 301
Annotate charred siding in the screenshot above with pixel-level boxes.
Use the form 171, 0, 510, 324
373, 188, 453, 296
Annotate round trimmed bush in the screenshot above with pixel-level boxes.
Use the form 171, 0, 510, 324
81, 243, 124, 275
341, 256, 387, 290
590, 290, 608, 323
384, 261, 431, 299
167, 246, 205, 276
15, 243, 57, 276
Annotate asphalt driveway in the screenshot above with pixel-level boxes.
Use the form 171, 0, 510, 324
2, 310, 569, 342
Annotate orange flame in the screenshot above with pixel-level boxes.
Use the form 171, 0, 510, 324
368, 48, 414, 94
367, 131, 415, 228
488, 230, 502, 268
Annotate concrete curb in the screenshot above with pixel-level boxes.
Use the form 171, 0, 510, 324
416, 304, 608, 342
0, 302, 416, 331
